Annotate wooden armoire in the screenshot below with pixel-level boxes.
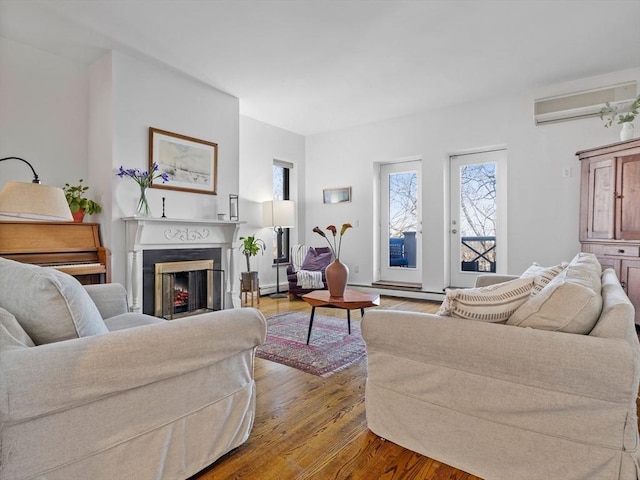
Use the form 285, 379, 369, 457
576, 138, 640, 324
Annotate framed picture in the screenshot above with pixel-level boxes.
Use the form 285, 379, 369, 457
323, 187, 352, 204
229, 194, 239, 220
149, 127, 218, 195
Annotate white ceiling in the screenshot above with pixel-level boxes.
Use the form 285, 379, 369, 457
1, 0, 639, 136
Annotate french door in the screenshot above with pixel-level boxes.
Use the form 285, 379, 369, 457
449, 149, 507, 288
379, 160, 422, 285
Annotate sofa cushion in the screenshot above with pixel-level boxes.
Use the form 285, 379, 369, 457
0, 306, 35, 347
301, 247, 333, 271
520, 262, 567, 295
0, 257, 108, 345
507, 253, 602, 334
436, 276, 536, 323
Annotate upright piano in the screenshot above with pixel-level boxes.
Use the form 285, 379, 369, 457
0, 221, 111, 284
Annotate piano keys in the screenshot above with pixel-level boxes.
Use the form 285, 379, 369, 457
0, 221, 111, 284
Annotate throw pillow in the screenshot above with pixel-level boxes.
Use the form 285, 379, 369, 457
0, 257, 108, 345
301, 248, 333, 271
520, 262, 568, 295
507, 253, 602, 334
436, 276, 536, 323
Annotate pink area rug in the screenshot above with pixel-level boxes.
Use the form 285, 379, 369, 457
256, 312, 366, 377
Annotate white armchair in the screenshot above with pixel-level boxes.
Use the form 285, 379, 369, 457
0, 257, 266, 480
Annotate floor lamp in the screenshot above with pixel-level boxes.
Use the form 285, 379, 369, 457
0, 157, 73, 221
263, 200, 295, 299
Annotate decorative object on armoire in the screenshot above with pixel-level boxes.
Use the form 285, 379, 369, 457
576, 138, 640, 323
0, 156, 73, 221
620, 122, 635, 141
313, 223, 353, 297
63, 179, 102, 223
229, 194, 239, 220
263, 200, 295, 298
116, 162, 169, 217
598, 94, 639, 141
148, 127, 218, 195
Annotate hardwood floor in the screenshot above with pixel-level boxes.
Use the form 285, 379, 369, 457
191, 295, 483, 480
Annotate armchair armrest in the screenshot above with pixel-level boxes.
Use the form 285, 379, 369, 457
0, 308, 267, 422
83, 283, 129, 318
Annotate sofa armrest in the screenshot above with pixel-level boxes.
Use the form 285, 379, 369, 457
474, 274, 519, 287
83, 283, 129, 318
362, 310, 638, 403
0, 308, 266, 422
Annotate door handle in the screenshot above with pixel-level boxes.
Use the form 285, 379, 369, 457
451, 229, 458, 234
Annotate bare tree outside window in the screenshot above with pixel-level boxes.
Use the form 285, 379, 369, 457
388, 172, 418, 238
459, 163, 496, 272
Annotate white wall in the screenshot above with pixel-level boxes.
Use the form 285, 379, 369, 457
87, 50, 240, 283
0, 37, 89, 191
239, 116, 305, 291
305, 68, 640, 294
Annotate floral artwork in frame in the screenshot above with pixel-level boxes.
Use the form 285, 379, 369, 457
149, 127, 218, 195
323, 187, 352, 204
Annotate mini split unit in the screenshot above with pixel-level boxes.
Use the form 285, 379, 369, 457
534, 81, 637, 125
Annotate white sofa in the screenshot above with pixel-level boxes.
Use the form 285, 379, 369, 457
0, 257, 266, 480
362, 253, 640, 480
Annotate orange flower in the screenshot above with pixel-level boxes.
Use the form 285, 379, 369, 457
312, 223, 353, 261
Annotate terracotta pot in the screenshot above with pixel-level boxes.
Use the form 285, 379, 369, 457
325, 259, 349, 297
71, 208, 85, 223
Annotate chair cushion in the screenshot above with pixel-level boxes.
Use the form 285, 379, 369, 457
301, 247, 333, 271
507, 253, 602, 334
0, 257, 108, 345
436, 276, 536, 323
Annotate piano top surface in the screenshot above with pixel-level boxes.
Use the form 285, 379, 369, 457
0, 221, 103, 254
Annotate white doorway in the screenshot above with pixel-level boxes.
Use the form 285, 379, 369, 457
379, 160, 422, 285
449, 149, 507, 288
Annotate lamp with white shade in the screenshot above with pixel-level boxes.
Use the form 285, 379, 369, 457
0, 157, 73, 221
262, 199, 295, 298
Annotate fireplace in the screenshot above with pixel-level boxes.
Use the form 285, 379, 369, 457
142, 248, 222, 316
123, 217, 242, 313
154, 259, 225, 319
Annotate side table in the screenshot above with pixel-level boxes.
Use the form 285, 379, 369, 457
302, 289, 380, 344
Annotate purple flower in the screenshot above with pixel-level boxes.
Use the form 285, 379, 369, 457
115, 162, 169, 187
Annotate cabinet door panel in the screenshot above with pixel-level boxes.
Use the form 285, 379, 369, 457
588, 159, 615, 239
621, 260, 640, 325
616, 154, 640, 240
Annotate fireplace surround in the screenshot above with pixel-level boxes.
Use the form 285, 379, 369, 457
123, 217, 243, 313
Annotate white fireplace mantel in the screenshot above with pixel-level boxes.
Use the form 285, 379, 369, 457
123, 217, 245, 312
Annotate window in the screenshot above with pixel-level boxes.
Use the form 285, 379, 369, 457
273, 160, 291, 264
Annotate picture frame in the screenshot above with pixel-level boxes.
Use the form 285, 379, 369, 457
229, 194, 239, 220
149, 127, 218, 195
323, 187, 352, 204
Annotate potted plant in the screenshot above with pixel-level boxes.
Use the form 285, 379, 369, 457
63, 179, 102, 223
239, 234, 266, 290
599, 94, 640, 141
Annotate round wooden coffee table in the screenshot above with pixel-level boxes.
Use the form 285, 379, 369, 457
301, 289, 380, 344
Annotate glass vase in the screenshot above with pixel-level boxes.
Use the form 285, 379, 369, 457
136, 185, 151, 217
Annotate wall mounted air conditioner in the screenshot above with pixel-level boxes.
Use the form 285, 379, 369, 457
534, 81, 637, 125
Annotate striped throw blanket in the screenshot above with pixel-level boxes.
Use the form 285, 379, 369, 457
296, 270, 324, 289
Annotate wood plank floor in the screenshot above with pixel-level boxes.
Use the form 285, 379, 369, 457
191, 294, 483, 480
